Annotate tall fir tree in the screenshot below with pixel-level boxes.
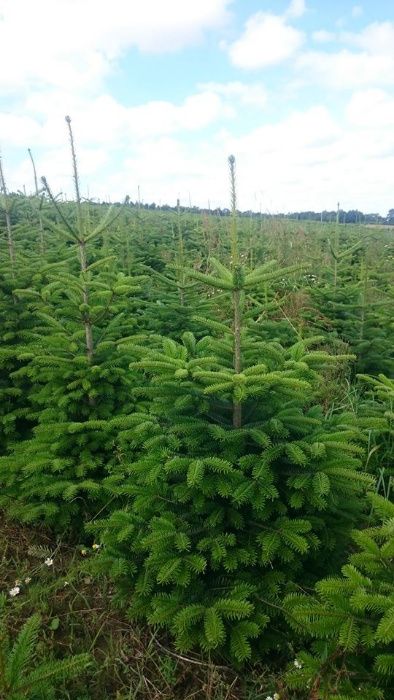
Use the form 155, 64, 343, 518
0, 117, 147, 528
90, 157, 373, 662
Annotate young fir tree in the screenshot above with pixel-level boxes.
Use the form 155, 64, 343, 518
306, 238, 393, 376
0, 155, 44, 455
284, 492, 394, 699
0, 117, 146, 528
91, 157, 373, 663
0, 267, 40, 456
136, 199, 213, 340
0, 595, 92, 700
356, 374, 394, 494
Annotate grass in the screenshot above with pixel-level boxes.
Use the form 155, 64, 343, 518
0, 513, 294, 700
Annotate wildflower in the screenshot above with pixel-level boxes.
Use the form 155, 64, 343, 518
14, 579, 22, 586
24, 577, 32, 584
294, 658, 303, 669
44, 558, 53, 567
266, 696, 273, 700
92, 543, 100, 550
63, 581, 69, 587
274, 694, 281, 700
9, 586, 20, 597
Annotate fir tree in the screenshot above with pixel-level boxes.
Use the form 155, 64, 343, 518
284, 493, 394, 699
0, 117, 147, 527
90, 157, 373, 662
307, 246, 393, 376
0, 595, 91, 700
356, 374, 394, 494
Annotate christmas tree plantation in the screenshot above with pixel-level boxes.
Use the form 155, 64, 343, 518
0, 130, 393, 697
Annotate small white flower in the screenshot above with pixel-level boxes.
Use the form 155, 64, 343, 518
92, 543, 100, 550
274, 694, 281, 700
44, 558, 53, 567
24, 577, 32, 584
266, 696, 273, 700
63, 581, 69, 587
81, 549, 87, 556
294, 658, 303, 669
9, 586, 20, 597
14, 579, 22, 586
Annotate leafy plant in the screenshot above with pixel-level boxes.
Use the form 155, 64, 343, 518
357, 374, 394, 492
284, 493, 394, 699
0, 595, 91, 699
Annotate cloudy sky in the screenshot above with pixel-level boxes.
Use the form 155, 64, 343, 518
1, 0, 394, 213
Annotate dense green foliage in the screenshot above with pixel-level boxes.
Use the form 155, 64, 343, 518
284, 493, 394, 699
0, 139, 393, 697
91, 267, 372, 662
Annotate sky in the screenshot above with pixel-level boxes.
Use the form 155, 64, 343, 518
1, 0, 394, 214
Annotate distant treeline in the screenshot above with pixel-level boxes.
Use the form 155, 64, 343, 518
10, 191, 394, 225
94, 200, 394, 225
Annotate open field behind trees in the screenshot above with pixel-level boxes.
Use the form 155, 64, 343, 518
0, 133, 393, 699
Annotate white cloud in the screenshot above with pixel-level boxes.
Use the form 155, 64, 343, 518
2, 89, 231, 152
346, 88, 394, 128
7, 94, 394, 216
219, 102, 394, 213
0, 0, 231, 92
312, 30, 335, 43
348, 20, 394, 53
228, 12, 304, 69
286, 0, 307, 19
297, 21, 394, 90
198, 81, 268, 108
2, 4, 394, 216
1, 86, 236, 202
0, 113, 42, 147
240, 106, 340, 150
296, 49, 394, 89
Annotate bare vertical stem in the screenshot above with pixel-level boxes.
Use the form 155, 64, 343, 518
228, 155, 242, 428
359, 259, 367, 342
65, 115, 84, 255
177, 198, 185, 306
65, 116, 82, 210
65, 116, 94, 365
28, 148, 45, 255
228, 155, 238, 267
124, 215, 131, 276
333, 202, 340, 289
28, 147, 39, 194
0, 151, 15, 276
79, 244, 94, 364
233, 287, 242, 428
136, 184, 143, 244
